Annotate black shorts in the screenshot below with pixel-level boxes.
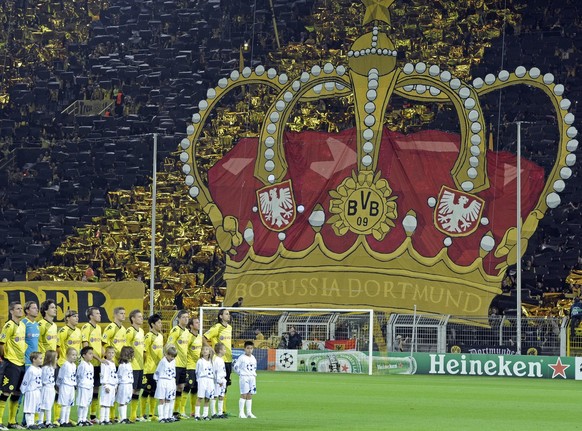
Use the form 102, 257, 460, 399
1, 360, 25, 393
225, 362, 232, 385
175, 367, 187, 386
93, 366, 101, 389
184, 369, 198, 393
142, 373, 157, 395
132, 370, 144, 391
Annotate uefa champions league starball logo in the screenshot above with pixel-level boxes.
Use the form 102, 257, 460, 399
279, 352, 294, 369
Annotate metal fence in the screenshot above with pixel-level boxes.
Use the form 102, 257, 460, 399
151, 308, 569, 356
386, 314, 567, 356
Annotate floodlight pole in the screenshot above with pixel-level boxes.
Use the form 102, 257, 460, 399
149, 133, 158, 316
368, 310, 373, 375
516, 122, 522, 355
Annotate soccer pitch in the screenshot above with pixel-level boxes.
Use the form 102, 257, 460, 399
18, 371, 579, 430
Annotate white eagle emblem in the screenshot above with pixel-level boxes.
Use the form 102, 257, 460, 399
257, 180, 296, 231
435, 187, 484, 236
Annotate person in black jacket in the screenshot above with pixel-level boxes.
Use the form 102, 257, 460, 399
286, 326, 302, 349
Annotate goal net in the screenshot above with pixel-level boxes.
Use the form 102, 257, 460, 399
199, 307, 377, 374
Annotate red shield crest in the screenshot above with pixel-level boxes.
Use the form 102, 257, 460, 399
256, 180, 297, 232
434, 186, 485, 237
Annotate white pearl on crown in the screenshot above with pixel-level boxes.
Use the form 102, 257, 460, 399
514, 66, 526, 78
553, 180, 565, 192
546, 192, 560, 208
480, 236, 495, 252
244, 228, 254, 244
189, 186, 199, 198
461, 181, 474, 192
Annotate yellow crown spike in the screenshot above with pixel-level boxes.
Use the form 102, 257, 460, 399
362, 0, 395, 25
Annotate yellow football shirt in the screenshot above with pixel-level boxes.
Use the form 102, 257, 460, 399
0, 320, 26, 366
57, 325, 82, 366
204, 323, 233, 362
186, 333, 203, 370
81, 322, 103, 366
126, 326, 145, 371
166, 325, 192, 368
143, 331, 164, 374
102, 322, 127, 363
38, 318, 58, 353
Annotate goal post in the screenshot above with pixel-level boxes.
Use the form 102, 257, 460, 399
199, 307, 376, 375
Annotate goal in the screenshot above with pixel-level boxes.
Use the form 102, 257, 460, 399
199, 307, 376, 374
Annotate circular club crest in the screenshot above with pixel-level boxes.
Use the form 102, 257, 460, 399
329, 170, 397, 240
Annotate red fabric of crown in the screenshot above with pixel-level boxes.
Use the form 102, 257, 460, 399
208, 127, 545, 276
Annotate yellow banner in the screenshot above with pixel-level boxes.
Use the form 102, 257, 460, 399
0, 281, 145, 324
225, 273, 494, 319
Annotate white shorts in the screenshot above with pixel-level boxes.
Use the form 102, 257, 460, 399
239, 376, 256, 395
99, 385, 116, 407
23, 389, 41, 414
214, 382, 226, 399
76, 386, 92, 408
115, 383, 132, 405
39, 386, 56, 411
58, 385, 75, 407
197, 378, 214, 399
154, 379, 176, 401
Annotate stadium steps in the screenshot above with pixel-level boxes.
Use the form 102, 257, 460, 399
373, 315, 387, 352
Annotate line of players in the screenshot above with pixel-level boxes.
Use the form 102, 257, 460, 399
0, 301, 257, 428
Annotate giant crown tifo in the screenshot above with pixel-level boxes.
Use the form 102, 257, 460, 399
178, 0, 578, 319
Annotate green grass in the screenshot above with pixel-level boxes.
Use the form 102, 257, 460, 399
15, 372, 582, 430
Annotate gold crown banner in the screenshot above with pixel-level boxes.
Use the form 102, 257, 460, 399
178, 0, 577, 319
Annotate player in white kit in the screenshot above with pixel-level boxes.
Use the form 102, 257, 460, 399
99, 346, 118, 425
233, 341, 257, 419
20, 352, 43, 429
194, 345, 214, 421
115, 346, 134, 424
211, 343, 227, 419
154, 345, 177, 423
76, 346, 95, 426
38, 350, 57, 428
57, 347, 78, 426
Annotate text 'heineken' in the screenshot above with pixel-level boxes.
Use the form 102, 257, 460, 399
284, 351, 417, 375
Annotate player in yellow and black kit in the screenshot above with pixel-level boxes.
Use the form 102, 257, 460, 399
101, 307, 127, 364
0, 301, 26, 430
126, 310, 145, 422
38, 299, 58, 354
165, 310, 192, 419
81, 307, 103, 422
57, 310, 82, 367
141, 314, 164, 421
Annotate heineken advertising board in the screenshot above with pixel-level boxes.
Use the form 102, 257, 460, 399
268, 350, 582, 380
392, 352, 582, 380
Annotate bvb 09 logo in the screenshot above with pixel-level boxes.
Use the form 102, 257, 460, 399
329, 171, 397, 240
